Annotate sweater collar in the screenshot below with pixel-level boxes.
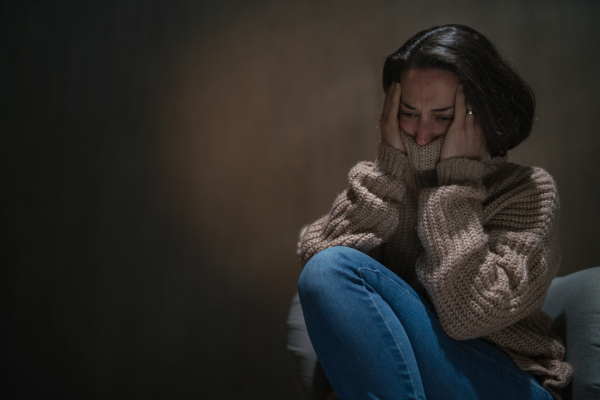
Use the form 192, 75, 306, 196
401, 130, 443, 171
401, 130, 507, 171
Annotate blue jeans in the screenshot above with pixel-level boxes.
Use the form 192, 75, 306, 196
298, 246, 553, 400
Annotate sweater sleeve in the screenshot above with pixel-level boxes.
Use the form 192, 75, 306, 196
297, 141, 410, 267
416, 157, 560, 340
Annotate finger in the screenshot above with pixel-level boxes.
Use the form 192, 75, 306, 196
477, 129, 487, 159
480, 141, 487, 159
380, 82, 396, 121
452, 83, 466, 129
472, 120, 486, 159
465, 100, 483, 141
382, 82, 401, 128
388, 82, 402, 123
464, 100, 475, 133
465, 100, 473, 110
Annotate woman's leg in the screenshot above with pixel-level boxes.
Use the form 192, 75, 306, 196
298, 246, 553, 400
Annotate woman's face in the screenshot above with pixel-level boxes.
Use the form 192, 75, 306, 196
399, 68, 461, 146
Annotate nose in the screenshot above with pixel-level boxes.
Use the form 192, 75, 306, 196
414, 120, 438, 146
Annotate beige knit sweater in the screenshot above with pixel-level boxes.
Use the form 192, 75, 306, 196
297, 131, 572, 399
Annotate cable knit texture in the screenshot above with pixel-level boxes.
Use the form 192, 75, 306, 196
297, 133, 572, 399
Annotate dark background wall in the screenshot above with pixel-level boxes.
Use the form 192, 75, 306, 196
1, 0, 598, 398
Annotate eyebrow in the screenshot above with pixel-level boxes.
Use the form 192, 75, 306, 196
401, 102, 455, 112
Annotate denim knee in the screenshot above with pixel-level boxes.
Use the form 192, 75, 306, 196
298, 246, 358, 301
299, 247, 342, 295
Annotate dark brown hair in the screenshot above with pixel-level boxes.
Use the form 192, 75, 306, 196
382, 24, 535, 157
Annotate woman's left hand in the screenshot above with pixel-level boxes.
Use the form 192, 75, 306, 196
439, 84, 487, 161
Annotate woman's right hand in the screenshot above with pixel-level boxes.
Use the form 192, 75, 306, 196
379, 82, 406, 153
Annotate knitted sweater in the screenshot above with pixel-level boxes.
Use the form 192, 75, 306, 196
297, 131, 572, 399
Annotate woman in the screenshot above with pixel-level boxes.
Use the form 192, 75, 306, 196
291, 25, 572, 400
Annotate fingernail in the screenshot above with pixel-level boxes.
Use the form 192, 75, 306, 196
396, 82, 400, 89
459, 84, 464, 91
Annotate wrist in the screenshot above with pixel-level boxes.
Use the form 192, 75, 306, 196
382, 135, 406, 153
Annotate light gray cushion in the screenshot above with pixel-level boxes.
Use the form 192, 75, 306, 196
286, 292, 333, 400
542, 267, 600, 400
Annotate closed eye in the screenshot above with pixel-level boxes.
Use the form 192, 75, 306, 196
437, 115, 454, 122
400, 112, 417, 119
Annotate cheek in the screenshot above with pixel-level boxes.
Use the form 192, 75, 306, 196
435, 124, 451, 137
399, 120, 416, 136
